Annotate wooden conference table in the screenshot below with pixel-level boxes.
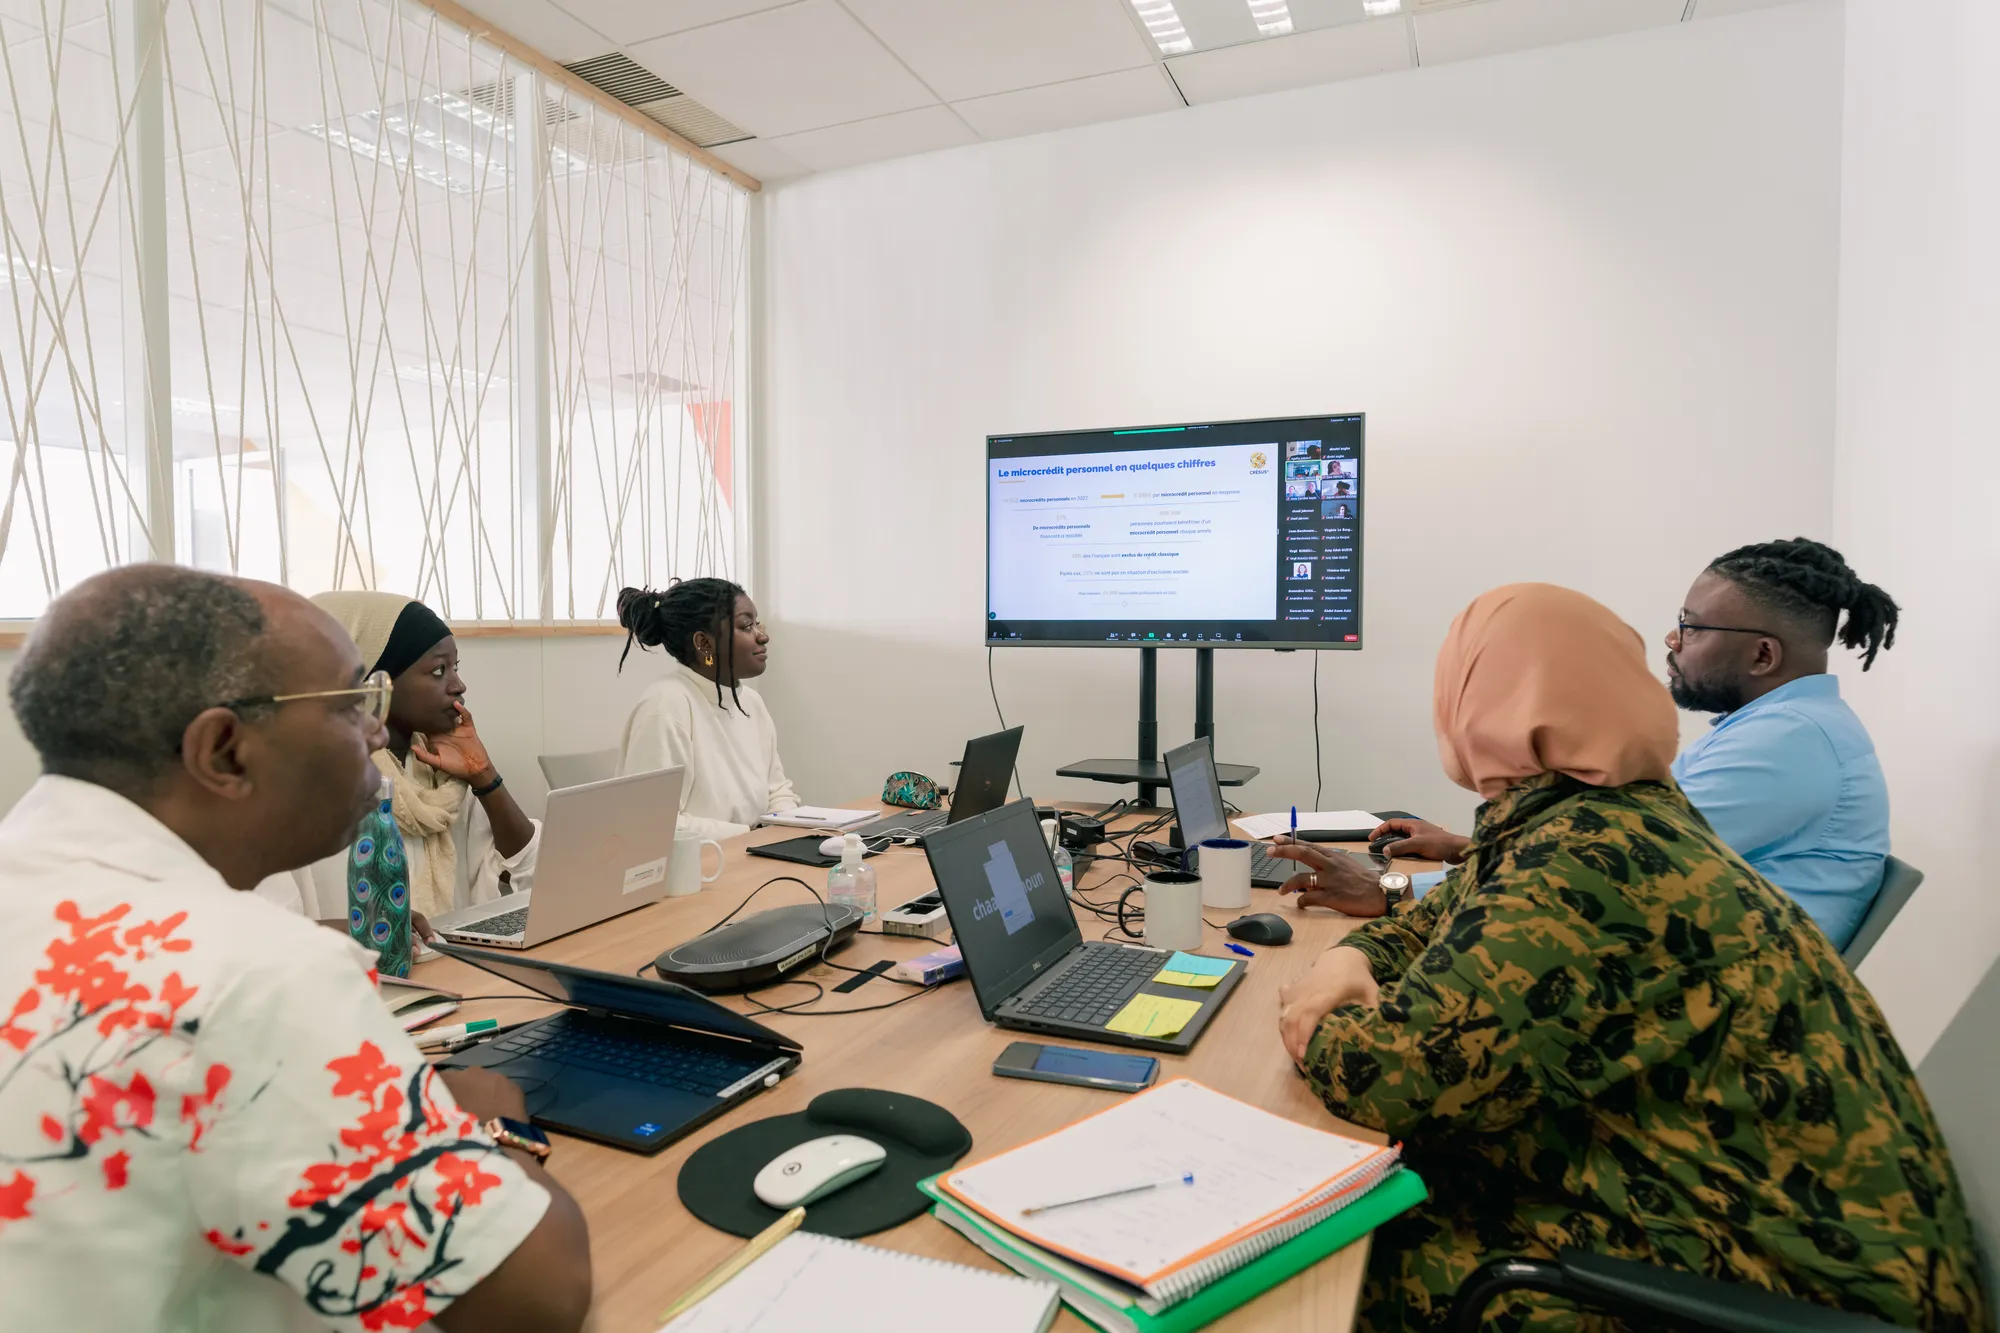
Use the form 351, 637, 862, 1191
410, 805, 1438, 1333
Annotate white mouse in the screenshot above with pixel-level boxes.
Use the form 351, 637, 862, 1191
818, 836, 847, 857
753, 1135, 887, 1209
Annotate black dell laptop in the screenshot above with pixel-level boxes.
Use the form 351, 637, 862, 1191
433, 944, 801, 1153
923, 799, 1242, 1055
1164, 736, 1293, 888
847, 725, 1024, 841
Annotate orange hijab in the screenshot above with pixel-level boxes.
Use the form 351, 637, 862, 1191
1434, 583, 1679, 800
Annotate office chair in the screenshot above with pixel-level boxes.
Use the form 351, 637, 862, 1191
1840, 856, 1923, 968
537, 748, 619, 791
1446, 956, 2000, 1333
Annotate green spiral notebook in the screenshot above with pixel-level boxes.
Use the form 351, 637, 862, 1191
919, 1166, 1428, 1333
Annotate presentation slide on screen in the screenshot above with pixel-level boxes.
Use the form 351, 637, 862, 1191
989, 443, 1277, 621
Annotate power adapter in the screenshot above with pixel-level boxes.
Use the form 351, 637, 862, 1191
1058, 813, 1108, 852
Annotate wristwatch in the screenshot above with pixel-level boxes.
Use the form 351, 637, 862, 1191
484, 1116, 552, 1162
1379, 871, 1412, 905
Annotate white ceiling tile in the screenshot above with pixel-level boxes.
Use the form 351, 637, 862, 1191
452, 0, 615, 62
1691, 0, 1808, 17
1414, 0, 1688, 67
625, 1, 937, 137
707, 136, 812, 182
1166, 16, 1409, 104
763, 105, 977, 173
838, 0, 1156, 101
1173, 0, 1262, 52
951, 66, 1183, 141
550, 0, 792, 48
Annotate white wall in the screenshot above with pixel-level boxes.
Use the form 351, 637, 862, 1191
0, 636, 671, 822
753, 4, 1845, 838
1833, 0, 2000, 1059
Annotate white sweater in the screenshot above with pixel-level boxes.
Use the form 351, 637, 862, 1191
618, 661, 800, 840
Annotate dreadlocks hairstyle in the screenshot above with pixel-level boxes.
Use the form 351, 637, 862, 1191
1707, 537, 1900, 671
617, 578, 751, 712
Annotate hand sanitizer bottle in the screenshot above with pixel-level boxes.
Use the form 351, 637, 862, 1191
828, 833, 876, 922
1042, 818, 1075, 896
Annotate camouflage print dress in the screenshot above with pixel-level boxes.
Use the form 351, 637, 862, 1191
1301, 772, 1990, 1332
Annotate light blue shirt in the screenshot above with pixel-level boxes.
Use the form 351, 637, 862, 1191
1410, 675, 1888, 949
1670, 674, 1888, 948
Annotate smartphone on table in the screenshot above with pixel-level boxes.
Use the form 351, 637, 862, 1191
992, 1041, 1159, 1093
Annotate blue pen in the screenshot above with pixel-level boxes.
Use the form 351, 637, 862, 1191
1290, 805, 1298, 838
1226, 942, 1254, 957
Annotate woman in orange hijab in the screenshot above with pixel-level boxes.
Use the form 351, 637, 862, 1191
1278, 585, 1984, 1332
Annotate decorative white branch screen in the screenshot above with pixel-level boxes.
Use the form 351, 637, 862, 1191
0, 0, 746, 622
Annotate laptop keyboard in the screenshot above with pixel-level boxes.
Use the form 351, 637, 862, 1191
454, 905, 529, 939
492, 1020, 764, 1095
1014, 945, 1169, 1028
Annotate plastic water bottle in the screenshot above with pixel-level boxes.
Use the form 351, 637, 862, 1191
828, 832, 877, 923
1042, 818, 1075, 897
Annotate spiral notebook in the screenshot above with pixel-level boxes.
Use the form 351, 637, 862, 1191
937, 1079, 1404, 1303
658, 1231, 1061, 1333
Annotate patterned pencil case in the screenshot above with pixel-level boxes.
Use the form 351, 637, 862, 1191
882, 770, 946, 811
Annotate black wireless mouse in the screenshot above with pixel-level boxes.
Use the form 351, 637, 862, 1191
1225, 912, 1293, 946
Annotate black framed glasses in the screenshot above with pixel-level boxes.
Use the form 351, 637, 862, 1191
219, 669, 393, 726
1675, 614, 1777, 640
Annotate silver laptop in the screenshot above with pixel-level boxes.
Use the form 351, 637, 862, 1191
434, 766, 685, 949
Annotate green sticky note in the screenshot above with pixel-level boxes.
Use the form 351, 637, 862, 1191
1163, 951, 1233, 977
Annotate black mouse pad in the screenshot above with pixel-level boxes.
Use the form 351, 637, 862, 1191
677, 1088, 971, 1238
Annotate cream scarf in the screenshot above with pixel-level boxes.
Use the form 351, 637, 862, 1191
372, 747, 465, 918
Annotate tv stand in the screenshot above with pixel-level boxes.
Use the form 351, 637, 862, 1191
1057, 647, 1259, 804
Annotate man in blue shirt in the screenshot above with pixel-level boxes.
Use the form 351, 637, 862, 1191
1661, 537, 1899, 949
1274, 539, 1900, 951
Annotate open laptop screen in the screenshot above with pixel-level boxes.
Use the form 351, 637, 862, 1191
434, 944, 800, 1052
1165, 736, 1229, 846
923, 800, 1081, 1016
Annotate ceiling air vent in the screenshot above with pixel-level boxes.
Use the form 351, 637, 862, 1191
563, 52, 751, 148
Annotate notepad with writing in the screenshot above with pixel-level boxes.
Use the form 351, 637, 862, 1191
937, 1079, 1405, 1303
658, 1232, 1060, 1333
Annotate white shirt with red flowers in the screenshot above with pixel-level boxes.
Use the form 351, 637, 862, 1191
0, 776, 550, 1332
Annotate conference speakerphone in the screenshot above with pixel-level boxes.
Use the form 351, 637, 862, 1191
985, 413, 1365, 650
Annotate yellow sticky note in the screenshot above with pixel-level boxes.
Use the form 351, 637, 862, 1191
1105, 993, 1203, 1039
1154, 969, 1223, 990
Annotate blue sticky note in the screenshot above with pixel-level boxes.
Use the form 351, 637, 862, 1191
1163, 951, 1233, 978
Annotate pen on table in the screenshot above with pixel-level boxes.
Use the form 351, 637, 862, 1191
1225, 942, 1254, 958
1022, 1172, 1195, 1216
414, 1018, 499, 1049
658, 1206, 807, 1323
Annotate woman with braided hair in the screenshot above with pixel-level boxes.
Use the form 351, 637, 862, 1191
1661, 536, 1899, 948
614, 578, 800, 840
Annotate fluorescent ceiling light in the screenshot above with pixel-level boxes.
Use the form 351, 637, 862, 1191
1361, 0, 1403, 15
306, 92, 586, 197
1129, 0, 1192, 55
1247, 0, 1293, 37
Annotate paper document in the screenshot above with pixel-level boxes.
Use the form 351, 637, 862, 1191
759, 806, 880, 830
942, 1079, 1398, 1292
1231, 810, 1382, 840
660, 1231, 1058, 1333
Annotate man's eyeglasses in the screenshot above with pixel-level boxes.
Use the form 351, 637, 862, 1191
1675, 614, 1777, 640
220, 670, 394, 727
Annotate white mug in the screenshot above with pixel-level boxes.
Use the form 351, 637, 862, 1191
1142, 870, 1204, 952
668, 833, 724, 897
1198, 839, 1253, 910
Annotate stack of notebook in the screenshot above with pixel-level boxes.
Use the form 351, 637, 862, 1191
920, 1078, 1428, 1333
